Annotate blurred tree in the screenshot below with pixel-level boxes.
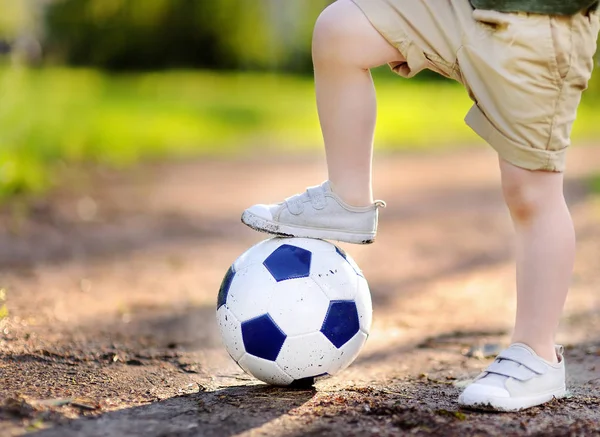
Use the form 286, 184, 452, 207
43, 0, 330, 72
25, 0, 600, 91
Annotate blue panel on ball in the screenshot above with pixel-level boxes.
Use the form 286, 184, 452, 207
335, 246, 347, 260
217, 265, 236, 309
335, 245, 363, 277
321, 301, 360, 349
263, 244, 312, 282
241, 314, 287, 361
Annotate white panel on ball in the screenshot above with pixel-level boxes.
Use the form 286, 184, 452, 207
276, 332, 339, 380
238, 354, 294, 386
216, 306, 245, 361
354, 277, 373, 334
226, 265, 277, 322
328, 331, 368, 375
268, 279, 330, 337
233, 238, 286, 271
310, 252, 359, 301
343, 252, 364, 277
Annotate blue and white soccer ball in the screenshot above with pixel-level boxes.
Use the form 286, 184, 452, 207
216, 238, 372, 386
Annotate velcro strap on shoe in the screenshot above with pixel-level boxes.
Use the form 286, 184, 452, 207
307, 186, 326, 210
285, 195, 304, 215
497, 347, 547, 374
484, 360, 537, 381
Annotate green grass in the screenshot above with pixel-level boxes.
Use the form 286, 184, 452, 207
0, 289, 7, 320
590, 175, 600, 194
1, 66, 599, 199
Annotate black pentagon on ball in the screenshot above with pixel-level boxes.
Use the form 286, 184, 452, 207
217, 265, 236, 309
320, 300, 360, 348
263, 244, 312, 282
241, 314, 287, 361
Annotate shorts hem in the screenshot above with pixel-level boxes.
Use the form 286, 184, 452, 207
465, 105, 567, 172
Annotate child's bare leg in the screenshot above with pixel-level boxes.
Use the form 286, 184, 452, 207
313, 0, 404, 206
240, 0, 402, 243
500, 159, 575, 363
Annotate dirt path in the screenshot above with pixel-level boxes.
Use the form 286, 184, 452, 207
1, 146, 600, 436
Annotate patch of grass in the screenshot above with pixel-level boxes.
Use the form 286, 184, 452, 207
26, 418, 46, 432
589, 174, 600, 194
0, 289, 8, 320
436, 409, 467, 421
1, 66, 600, 199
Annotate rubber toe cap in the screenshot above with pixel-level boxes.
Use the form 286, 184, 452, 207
245, 204, 273, 221
458, 383, 510, 406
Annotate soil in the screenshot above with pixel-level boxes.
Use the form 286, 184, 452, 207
1, 146, 599, 437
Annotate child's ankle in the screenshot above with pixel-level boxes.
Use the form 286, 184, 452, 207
329, 181, 373, 207
512, 340, 559, 364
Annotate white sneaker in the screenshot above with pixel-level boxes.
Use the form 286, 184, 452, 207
241, 181, 385, 244
458, 343, 567, 412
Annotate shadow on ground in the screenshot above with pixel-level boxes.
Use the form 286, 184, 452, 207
11, 339, 599, 437
25, 385, 316, 437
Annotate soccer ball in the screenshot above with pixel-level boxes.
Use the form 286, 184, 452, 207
216, 237, 372, 386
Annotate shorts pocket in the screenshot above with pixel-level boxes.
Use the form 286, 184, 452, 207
470, 9, 561, 87
549, 17, 574, 81
472, 8, 512, 29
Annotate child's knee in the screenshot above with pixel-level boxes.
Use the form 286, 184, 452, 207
314, 0, 380, 67
500, 161, 564, 223
502, 179, 541, 223
313, 2, 355, 63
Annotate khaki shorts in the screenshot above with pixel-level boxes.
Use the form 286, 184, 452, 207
351, 0, 600, 171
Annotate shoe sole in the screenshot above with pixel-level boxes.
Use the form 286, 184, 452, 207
241, 211, 375, 245
458, 386, 567, 412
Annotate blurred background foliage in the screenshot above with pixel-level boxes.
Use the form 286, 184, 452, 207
0, 0, 599, 200
42, 0, 327, 72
